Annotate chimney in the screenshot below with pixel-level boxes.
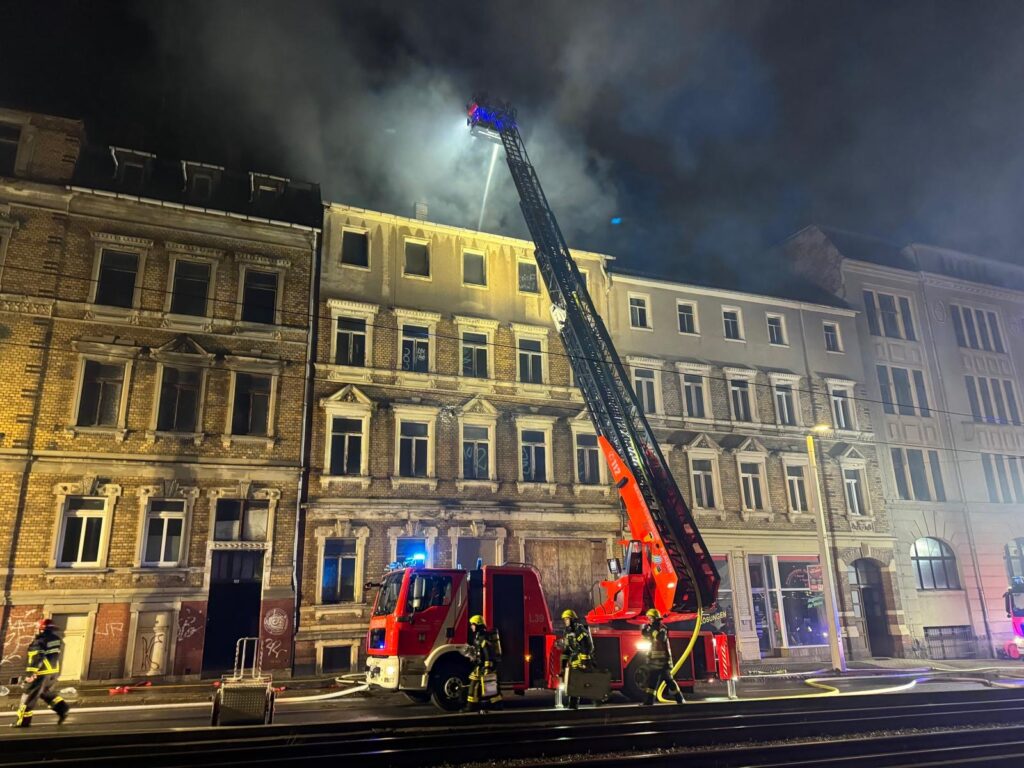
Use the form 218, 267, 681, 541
414, 201, 428, 221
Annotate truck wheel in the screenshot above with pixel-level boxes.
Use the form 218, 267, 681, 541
403, 691, 432, 704
621, 658, 647, 703
429, 659, 470, 712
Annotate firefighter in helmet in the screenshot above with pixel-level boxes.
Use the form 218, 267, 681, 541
465, 615, 503, 712
640, 608, 684, 705
12, 618, 70, 728
558, 609, 595, 709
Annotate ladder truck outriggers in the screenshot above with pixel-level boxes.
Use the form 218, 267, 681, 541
365, 97, 739, 710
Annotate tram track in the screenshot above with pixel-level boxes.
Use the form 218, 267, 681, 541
2, 688, 1022, 767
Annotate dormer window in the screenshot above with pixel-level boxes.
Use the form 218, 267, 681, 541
183, 161, 222, 203
111, 147, 155, 192
0, 123, 21, 176
250, 172, 287, 204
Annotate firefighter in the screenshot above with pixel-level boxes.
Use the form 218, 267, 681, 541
465, 614, 503, 712
640, 608, 684, 705
11, 618, 70, 728
559, 609, 595, 709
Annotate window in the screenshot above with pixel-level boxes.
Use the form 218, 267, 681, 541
95, 250, 139, 308
863, 289, 916, 340
187, 169, 216, 201
521, 429, 548, 483
157, 367, 200, 432
629, 296, 650, 329
876, 365, 931, 417
730, 379, 753, 422
462, 425, 490, 480
681, 372, 707, 419
844, 469, 866, 515
633, 368, 657, 414
0, 122, 20, 175
951, 305, 1004, 353
982, 454, 1024, 504
77, 360, 126, 427
830, 387, 854, 430
575, 432, 601, 485
169, 260, 211, 316
329, 417, 363, 476
691, 459, 717, 509
321, 539, 357, 603
142, 499, 185, 566
518, 261, 539, 293
213, 499, 269, 542
911, 538, 960, 590
231, 373, 271, 436
677, 302, 697, 334
823, 322, 842, 353
891, 447, 946, 501
786, 465, 809, 513
518, 338, 543, 384
58, 497, 106, 567
774, 384, 797, 426
335, 318, 367, 367
965, 376, 1021, 425
241, 269, 278, 324
401, 325, 430, 373
341, 231, 369, 268
748, 555, 827, 650
461, 332, 489, 378
404, 241, 430, 277
396, 538, 427, 565
723, 308, 743, 340
463, 251, 486, 286
766, 314, 786, 345
399, 421, 430, 477
740, 462, 765, 511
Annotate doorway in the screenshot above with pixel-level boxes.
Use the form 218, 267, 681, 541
201, 551, 264, 675
849, 559, 892, 657
52, 614, 89, 680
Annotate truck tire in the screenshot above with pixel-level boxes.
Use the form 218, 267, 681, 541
621, 658, 647, 703
429, 658, 470, 712
403, 691, 432, 704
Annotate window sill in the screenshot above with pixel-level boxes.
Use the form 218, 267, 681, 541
739, 509, 774, 523
320, 474, 372, 490
66, 425, 128, 443
162, 313, 213, 331
458, 377, 496, 393
457, 479, 499, 492
723, 337, 746, 343
313, 604, 367, 620
394, 371, 436, 388
825, 349, 845, 355
130, 566, 189, 583
323, 363, 374, 383
391, 477, 438, 491
573, 483, 610, 497
694, 507, 728, 522
517, 481, 557, 495
402, 272, 432, 282
44, 566, 111, 584
233, 321, 285, 339
630, 325, 655, 333
145, 430, 204, 446
85, 304, 139, 321
220, 434, 276, 449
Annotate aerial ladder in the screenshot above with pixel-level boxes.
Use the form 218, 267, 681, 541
467, 96, 720, 630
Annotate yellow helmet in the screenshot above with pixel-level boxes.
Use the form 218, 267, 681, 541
469, 614, 486, 626
646, 608, 662, 620
561, 609, 578, 620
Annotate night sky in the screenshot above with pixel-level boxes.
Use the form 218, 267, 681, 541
3, 0, 1024, 281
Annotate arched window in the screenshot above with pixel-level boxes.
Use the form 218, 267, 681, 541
1005, 539, 1024, 581
911, 538, 960, 590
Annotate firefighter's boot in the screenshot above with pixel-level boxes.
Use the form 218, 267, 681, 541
10, 707, 31, 728
53, 698, 70, 724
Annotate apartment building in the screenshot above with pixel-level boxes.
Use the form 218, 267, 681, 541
0, 107, 320, 681
783, 225, 1024, 658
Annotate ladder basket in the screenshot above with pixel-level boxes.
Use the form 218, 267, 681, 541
210, 637, 276, 726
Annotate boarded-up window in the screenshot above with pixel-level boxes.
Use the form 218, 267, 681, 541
523, 539, 606, 618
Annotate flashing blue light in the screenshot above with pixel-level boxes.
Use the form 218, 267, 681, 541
610, 217, 622, 225
410, 553, 427, 562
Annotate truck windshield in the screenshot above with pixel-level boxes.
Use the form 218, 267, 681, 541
373, 572, 405, 617
1012, 593, 1024, 617
407, 573, 453, 613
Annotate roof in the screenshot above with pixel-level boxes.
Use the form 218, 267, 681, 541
72, 144, 323, 229
814, 226, 915, 271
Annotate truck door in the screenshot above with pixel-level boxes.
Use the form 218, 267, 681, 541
490, 572, 526, 684
399, 572, 457, 657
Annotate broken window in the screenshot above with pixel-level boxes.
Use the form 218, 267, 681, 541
231, 373, 271, 436
95, 250, 139, 308
77, 360, 125, 427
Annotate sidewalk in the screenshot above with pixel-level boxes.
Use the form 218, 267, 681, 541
740, 656, 1024, 679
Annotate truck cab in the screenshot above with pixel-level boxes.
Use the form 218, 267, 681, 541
366, 564, 556, 710
1003, 577, 1024, 659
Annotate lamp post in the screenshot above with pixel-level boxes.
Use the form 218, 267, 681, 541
807, 425, 847, 673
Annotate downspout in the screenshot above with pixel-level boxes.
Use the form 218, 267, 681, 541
912, 248, 993, 653
292, 222, 322, 664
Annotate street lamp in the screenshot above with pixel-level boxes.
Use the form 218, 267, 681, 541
806, 424, 848, 673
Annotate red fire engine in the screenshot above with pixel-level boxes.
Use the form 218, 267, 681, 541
1003, 577, 1024, 660
365, 97, 739, 710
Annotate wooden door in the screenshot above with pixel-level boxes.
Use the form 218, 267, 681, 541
523, 539, 606, 618
53, 614, 89, 680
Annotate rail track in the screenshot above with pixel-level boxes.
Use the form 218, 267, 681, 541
3, 688, 1023, 767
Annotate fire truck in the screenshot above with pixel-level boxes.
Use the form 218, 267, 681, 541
365, 97, 739, 710
1002, 577, 1024, 659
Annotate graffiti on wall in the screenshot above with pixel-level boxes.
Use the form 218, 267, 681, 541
1, 608, 39, 666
